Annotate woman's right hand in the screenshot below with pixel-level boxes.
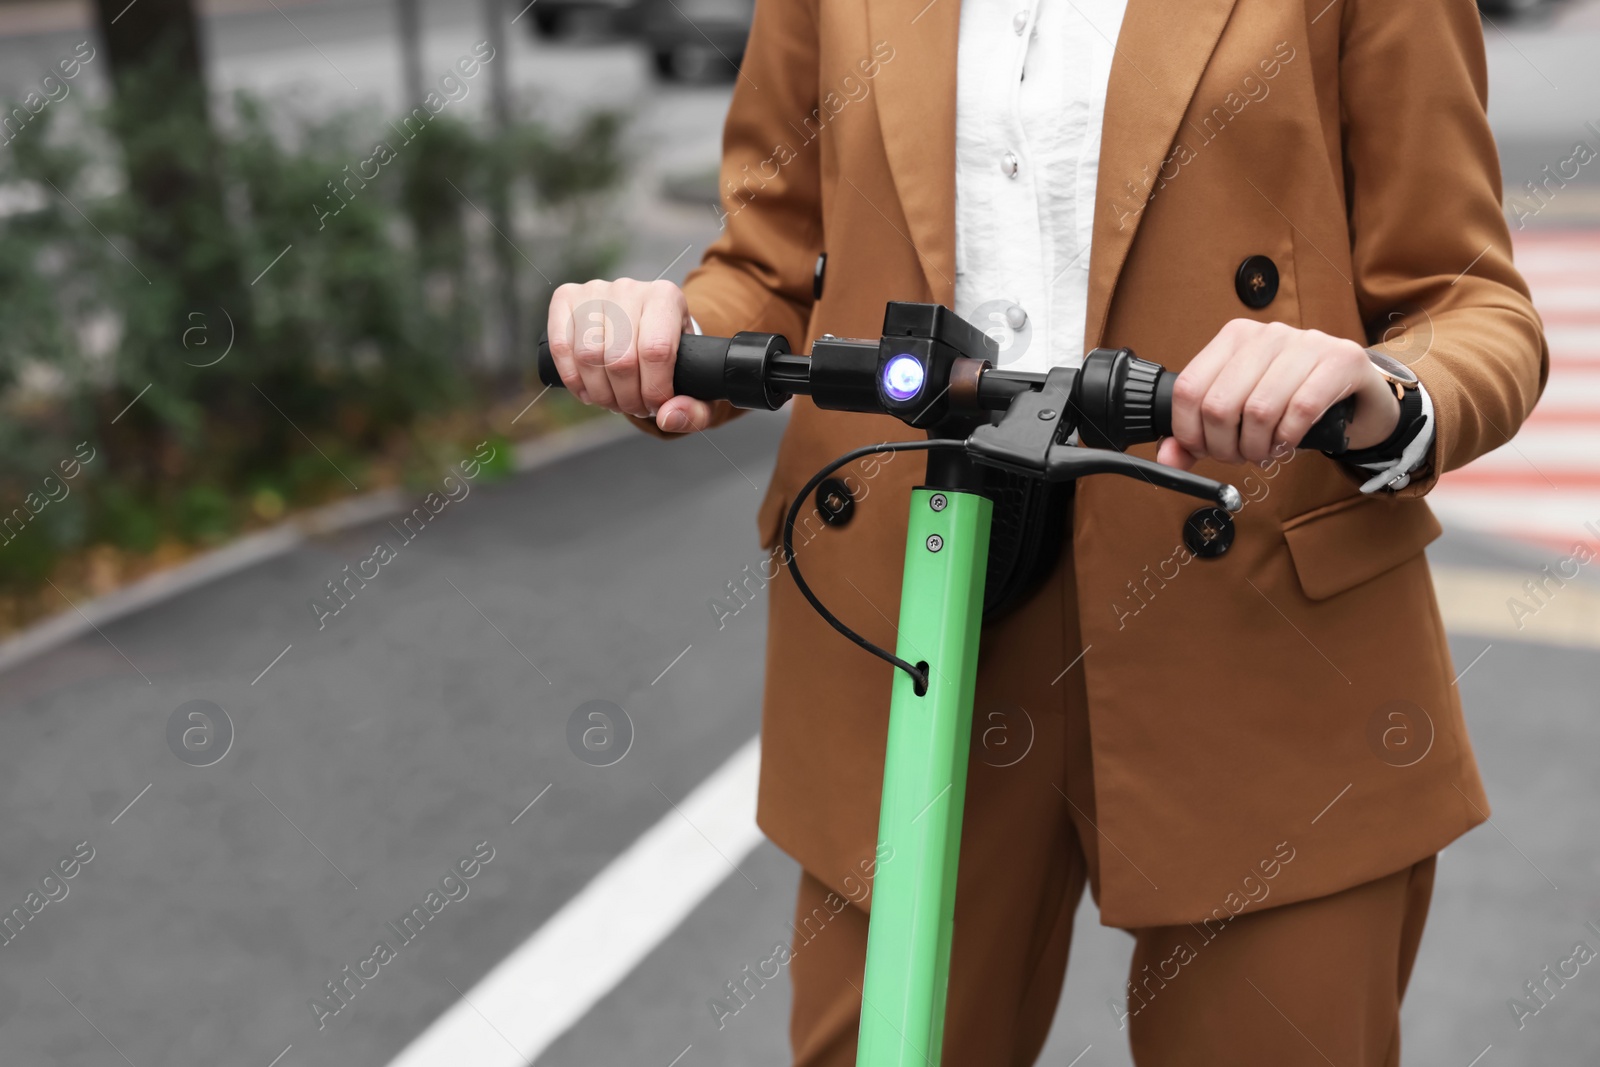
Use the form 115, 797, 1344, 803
545, 278, 714, 434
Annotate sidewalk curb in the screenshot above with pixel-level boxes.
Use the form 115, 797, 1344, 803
0, 415, 636, 679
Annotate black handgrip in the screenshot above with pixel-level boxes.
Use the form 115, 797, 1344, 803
1150, 369, 1356, 455
536, 330, 793, 411
1072, 349, 1355, 455
536, 331, 563, 387
537, 331, 733, 392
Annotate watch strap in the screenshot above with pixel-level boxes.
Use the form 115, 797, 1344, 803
1338, 384, 1425, 466
1321, 349, 1435, 493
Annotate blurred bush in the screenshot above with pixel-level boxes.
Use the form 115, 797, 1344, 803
0, 81, 626, 604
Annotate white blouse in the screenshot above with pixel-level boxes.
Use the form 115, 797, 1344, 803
953, 0, 1129, 374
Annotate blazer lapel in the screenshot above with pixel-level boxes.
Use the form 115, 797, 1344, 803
867, 0, 961, 308
1085, 0, 1240, 347
868, 0, 1239, 334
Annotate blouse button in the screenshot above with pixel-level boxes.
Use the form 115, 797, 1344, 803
1001, 152, 1019, 178
1012, 10, 1027, 34
1005, 304, 1027, 329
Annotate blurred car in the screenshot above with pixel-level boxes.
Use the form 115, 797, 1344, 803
523, 0, 632, 38
524, 0, 751, 83
627, 0, 753, 82
1477, 0, 1556, 14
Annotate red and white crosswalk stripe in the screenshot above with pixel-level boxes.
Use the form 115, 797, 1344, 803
1427, 229, 1600, 553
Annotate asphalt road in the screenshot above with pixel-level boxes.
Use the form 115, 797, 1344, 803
0, 410, 788, 1066
0, 2, 1598, 1066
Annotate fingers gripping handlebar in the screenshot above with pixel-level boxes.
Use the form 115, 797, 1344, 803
536, 301, 1354, 509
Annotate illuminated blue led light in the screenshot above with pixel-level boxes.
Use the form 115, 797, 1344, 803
883, 354, 925, 401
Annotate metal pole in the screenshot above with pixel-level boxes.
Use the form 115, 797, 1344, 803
395, 0, 424, 103
481, 0, 520, 374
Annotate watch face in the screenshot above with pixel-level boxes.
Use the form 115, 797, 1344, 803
1367, 348, 1420, 385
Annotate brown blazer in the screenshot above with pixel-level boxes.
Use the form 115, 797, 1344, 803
642, 0, 1548, 928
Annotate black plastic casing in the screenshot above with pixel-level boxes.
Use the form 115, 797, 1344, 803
807, 337, 881, 413
872, 302, 998, 428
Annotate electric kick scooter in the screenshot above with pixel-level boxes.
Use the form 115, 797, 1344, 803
538, 302, 1351, 1066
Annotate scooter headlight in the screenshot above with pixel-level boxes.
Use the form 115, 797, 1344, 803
882, 354, 925, 402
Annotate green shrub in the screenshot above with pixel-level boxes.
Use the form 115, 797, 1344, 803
0, 82, 627, 591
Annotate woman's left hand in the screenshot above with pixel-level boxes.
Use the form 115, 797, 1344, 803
1157, 319, 1402, 470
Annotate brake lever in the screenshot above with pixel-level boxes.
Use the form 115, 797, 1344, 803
1041, 444, 1243, 512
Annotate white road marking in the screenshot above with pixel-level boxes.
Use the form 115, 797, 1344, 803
1522, 369, 1600, 409
1530, 284, 1600, 313
1454, 428, 1600, 470
1430, 227, 1600, 552
1542, 323, 1600, 354
1427, 492, 1600, 547
1513, 246, 1600, 273
386, 737, 763, 1067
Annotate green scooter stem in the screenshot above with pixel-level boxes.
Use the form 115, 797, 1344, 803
856, 486, 993, 1066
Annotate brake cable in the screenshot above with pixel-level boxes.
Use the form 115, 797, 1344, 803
780, 438, 966, 696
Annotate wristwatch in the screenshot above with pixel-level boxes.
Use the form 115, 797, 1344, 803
1375, 353, 1421, 401
1323, 350, 1433, 491
1339, 353, 1422, 462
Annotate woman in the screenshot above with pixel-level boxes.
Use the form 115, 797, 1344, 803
545, 0, 1547, 1062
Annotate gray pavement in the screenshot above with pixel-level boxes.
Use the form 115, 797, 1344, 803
0, 412, 784, 1066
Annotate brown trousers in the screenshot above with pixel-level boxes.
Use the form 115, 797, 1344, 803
786, 523, 1436, 1066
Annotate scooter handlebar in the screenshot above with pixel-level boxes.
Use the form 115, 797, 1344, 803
536, 329, 1354, 455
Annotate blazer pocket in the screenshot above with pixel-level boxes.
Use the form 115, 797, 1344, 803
1280, 494, 1442, 601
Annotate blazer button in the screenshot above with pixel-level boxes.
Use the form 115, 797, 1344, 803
1183, 507, 1234, 559
816, 477, 855, 526
813, 252, 827, 300
1234, 255, 1279, 309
